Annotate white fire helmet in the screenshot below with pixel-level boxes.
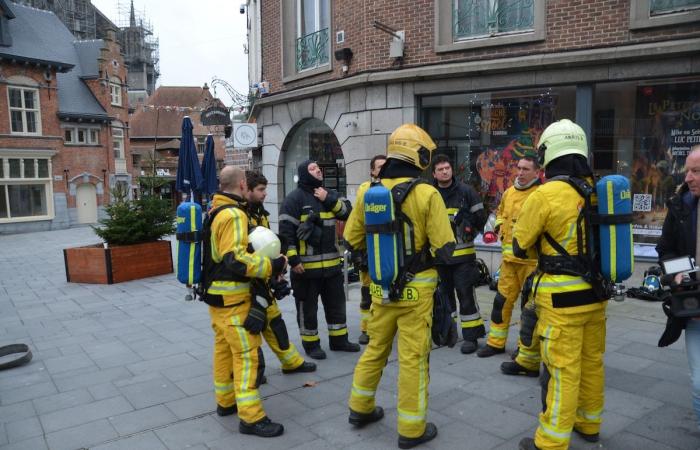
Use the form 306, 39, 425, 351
248, 226, 281, 259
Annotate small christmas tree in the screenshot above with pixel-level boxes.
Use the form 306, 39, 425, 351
92, 182, 175, 246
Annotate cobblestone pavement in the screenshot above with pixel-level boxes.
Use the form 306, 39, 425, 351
0, 227, 698, 450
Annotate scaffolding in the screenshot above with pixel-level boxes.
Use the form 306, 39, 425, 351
16, 0, 97, 39
115, 0, 160, 96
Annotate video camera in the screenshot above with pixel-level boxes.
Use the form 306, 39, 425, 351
659, 256, 700, 318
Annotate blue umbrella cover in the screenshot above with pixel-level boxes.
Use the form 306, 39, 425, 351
201, 134, 218, 197
175, 116, 204, 199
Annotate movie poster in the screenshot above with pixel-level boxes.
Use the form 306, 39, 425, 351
632, 82, 700, 245
471, 95, 555, 210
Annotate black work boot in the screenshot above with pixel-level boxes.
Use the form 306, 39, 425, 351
358, 331, 370, 345
329, 335, 361, 352
348, 406, 384, 427
282, 361, 317, 374
476, 344, 505, 358
259, 375, 267, 385
460, 340, 478, 354
239, 416, 284, 437
398, 422, 438, 449
216, 404, 237, 416
501, 361, 539, 377
574, 427, 600, 443
303, 342, 327, 360
518, 437, 540, 450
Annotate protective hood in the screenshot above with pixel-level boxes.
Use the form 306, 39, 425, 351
297, 159, 323, 190
378, 158, 423, 179
544, 154, 593, 180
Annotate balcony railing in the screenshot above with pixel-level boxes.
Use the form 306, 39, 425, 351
296, 28, 330, 72
454, 0, 534, 40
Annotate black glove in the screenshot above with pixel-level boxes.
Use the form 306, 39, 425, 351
243, 300, 267, 334
453, 207, 475, 241
296, 213, 317, 240
270, 277, 292, 300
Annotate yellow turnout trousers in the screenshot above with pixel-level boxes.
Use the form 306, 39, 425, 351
209, 303, 266, 424
534, 299, 606, 450
349, 292, 433, 438
486, 261, 536, 349
263, 301, 305, 371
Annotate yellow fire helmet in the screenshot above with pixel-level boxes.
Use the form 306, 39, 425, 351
248, 226, 281, 259
537, 119, 589, 168
387, 124, 437, 171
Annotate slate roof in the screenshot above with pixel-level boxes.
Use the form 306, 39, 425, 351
130, 86, 226, 137
1, 2, 73, 69
5, 3, 108, 120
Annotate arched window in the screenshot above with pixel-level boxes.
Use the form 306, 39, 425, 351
283, 118, 345, 196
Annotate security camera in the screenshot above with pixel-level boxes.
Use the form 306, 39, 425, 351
239, 4, 246, 14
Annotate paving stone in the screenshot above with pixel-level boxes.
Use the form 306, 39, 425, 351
88, 382, 121, 401
626, 404, 700, 450
44, 419, 118, 450
126, 353, 197, 375
423, 420, 504, 449
173, 373, 211, 396
39, 395, 133, 433
604, 366, 659, 396
460, 376, 532, 402
306, 409, 387, 447
260, 392, 311, 420
32, 388, 94, 415
603, 387, 664, 419
0, 401, 35, 423
444, 396, 536, 440
154, 416, 230, 450
0, 435, 48, 450
43, 353, 97, 375
644, 380, 696, 409
604, 431, 684, 450
1, 381, 57, 405
90, 432, 168, 450
108, 404, 178, 436
5, 416, 43, 443
117, 376, 187, 409
207, 418, 317, 450
286, 379, 351, 409
52, 366, 132, 392
165, 391, 213, 420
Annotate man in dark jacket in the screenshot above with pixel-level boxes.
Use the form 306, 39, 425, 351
279, 160, 360, 360
656, 145, 700, 431
432, 154, 488, 354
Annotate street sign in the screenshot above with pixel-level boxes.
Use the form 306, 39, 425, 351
201, 106, 231, 126
233, 123, 258, 149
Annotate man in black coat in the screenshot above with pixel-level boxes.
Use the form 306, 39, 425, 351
279, 160, 360, 360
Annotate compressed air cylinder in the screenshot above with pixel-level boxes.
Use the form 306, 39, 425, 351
364, 184, 399, 298
596, 175, 633, 283
176, 201, 203, 285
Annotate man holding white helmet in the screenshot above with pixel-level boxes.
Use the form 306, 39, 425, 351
200, 166, 287, 438
513, 120, 607, 450
245, 171, 316, 376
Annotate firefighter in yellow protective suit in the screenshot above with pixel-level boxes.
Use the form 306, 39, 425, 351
514, 120, 607, 450
477, 156, 542, 377
245, 171, 316, 375
203, 166, 288, 438
356, 155, 387, 345
344, 124, 455, 449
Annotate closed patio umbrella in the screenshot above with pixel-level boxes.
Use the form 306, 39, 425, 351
201, 134, 218, 206
175, 116, 203, 201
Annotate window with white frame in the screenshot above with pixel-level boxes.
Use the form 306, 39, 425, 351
0, 155, 53, 221
296, 0, 330, 71
112, 127, 124, 159
8, 86, 41, 135
64, 126, 100, 145
196, 136, 206, 154
110, 76, 122, 106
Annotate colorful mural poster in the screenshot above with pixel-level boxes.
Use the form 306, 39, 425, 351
632, 82, 700, 245
471, 96, 555, 210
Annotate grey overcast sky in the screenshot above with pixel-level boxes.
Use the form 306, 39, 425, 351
91, 0, 249, 107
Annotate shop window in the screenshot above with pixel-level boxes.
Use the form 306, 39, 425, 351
593, 77, 700, 253
281, 0, 332, 82
283, 118, 345, 197
0, 155, 53, 222
8, 86, 41, 135
435, 0, 544, 52
420, 86, 576, 211
630, 0, 700, 29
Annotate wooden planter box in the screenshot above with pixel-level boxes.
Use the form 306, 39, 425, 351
64, 240, 173, 284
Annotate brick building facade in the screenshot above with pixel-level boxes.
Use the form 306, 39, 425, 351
250, 0, 700, 256
0, 1, 132, 233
